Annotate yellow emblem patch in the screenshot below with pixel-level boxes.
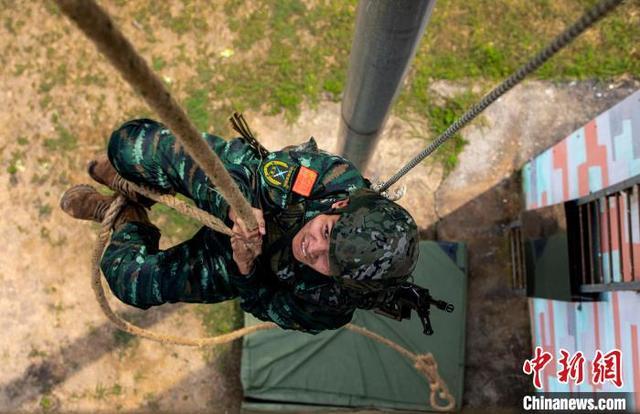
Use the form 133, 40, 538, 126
263, 160, 295, 189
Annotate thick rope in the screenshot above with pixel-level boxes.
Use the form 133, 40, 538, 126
344, 323, 455, 410
54, 0, 258, 231
53, 0, 456, 408
126, 182, 233, 236
93, 195, 277, 346
379, 0, 625, 192
94, 193, 454, 410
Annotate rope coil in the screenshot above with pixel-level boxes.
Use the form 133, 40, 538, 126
55, 0, 625, 410
96, 193, 455, 411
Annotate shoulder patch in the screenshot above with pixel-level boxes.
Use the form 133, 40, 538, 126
292, 166, 318, 197
263, 159, 295, 189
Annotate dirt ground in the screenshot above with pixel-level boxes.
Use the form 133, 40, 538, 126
1, 1, 639, 413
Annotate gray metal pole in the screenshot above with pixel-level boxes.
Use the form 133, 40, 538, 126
337, 0, 435, 171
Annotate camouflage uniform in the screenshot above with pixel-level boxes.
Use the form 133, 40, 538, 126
102, 119, 372, 333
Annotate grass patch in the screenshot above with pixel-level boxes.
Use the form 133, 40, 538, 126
78, 72, 107, 87
184, 88, 212, 132
44, 124, 77, 151
415, 0, 639, 81
6, 150, 24, 175
216, 0, 356, 121
169, 8, 208, 35
38, 62, 68, 93
92, 383, 123, 400
152, 56, 167, 71
113, 329, 137, 349
28, 347, 48, 358
214, 0, 638, 124
397, 87, 478, 173
39, 394, 55, 412
112, 328, 139, 359
13, 63, 28, 76
37, 201, 53, 219
195, 301, 242, 361
195, 301, 242, 337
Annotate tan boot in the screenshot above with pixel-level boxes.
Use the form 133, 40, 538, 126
60, 184, 115, 222
60, 184, 151, 229
87, 155, 155, 207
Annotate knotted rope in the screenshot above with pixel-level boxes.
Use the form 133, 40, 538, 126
55, 0, 455, 409
94, 193, 455, 411
92, 194, 275, 346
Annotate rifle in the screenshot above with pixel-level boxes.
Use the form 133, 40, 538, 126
374, 282, 454, 335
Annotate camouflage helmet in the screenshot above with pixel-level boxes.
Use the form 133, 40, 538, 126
328, 189, 419, 283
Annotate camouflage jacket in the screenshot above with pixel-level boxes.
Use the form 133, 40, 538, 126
212, 137, 370, 333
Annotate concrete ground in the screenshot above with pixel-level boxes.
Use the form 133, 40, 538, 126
1, 1, 639, 412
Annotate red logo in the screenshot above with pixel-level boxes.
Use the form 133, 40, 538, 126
592, 349, 623, 388
523, 347, 623, 389
557, 349, 585, 385
523, 346, 553, 389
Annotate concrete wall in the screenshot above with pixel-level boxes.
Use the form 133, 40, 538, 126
523, 90, 640, 210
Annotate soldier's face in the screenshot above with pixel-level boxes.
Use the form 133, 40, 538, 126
291, 213, 340, 276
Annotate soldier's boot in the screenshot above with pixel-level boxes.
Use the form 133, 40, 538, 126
60, 184, 151, 229
87, 155, 156, 207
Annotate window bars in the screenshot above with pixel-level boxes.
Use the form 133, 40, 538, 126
571, 177, 640, 293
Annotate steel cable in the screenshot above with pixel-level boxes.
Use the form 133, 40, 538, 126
380, 0, 625, 192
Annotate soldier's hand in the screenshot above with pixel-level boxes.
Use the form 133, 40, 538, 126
228, 207, 266, 241
229, 207, 264, 275
231, 231, 260, 275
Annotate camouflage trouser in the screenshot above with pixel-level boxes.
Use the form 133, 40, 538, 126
101, 119, 250, 309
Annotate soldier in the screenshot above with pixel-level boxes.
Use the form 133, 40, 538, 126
61, 118, 419, 334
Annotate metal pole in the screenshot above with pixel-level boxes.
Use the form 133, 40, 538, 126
338, 0, 435, 171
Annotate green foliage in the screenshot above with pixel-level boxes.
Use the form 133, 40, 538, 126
38, 202, 52, 219
34, 0, 637, 178
43, 124, 77, 151
92, 383, 123, 400
112, 329, 137, 349
397, 89, 475, 174
207, 0, 357, 122
39, 394, 54, 412
38, 63, 68, 93
195, 301, 242, 337
416, 0, 639, 81
6, 150, 24, 175
152, 56, 167, 71
185, 88, 212, 132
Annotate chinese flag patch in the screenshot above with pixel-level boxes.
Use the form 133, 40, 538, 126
292, 166, 318, 197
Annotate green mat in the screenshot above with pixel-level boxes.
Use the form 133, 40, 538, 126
241, 241, 467, 412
